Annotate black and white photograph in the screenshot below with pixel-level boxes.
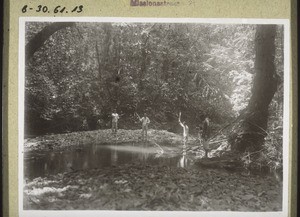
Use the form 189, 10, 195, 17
19, 18, 290, 216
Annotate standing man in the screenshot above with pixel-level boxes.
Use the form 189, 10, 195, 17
137, 112, 150, 141
178, 112, 189, 144
111, 109, 120, 134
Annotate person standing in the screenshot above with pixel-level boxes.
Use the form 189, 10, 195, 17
178, 112, 189, 144
111, 109, 120, 134
137, 112, 150, 141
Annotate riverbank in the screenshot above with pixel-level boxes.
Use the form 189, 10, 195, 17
24, 129, 196, 152
23, 163, 282, 211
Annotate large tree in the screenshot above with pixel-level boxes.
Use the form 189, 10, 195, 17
230, 25, 278, 153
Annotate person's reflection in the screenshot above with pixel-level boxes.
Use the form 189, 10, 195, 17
178, 146, 188, 168
137, 146, 150, 162
92, 144, 97, 155
66, 153, 74, 172
45, 152, 56, 175
83, 157, 89, 169
111, 146, 118, 166
44, 162, 48, 173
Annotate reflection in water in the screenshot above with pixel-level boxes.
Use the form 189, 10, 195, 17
178, 145, 189, 168
25, 143, 192, 179
83, 160, 89, 170
137, 143, 151, 162
111, 147, 118, 166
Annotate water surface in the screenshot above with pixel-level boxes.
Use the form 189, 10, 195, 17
24, 143, 193, 179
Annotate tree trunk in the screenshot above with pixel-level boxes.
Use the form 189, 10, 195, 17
231, 25, 278, 153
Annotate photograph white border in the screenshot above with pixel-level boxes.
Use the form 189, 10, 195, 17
18, 17, 291, 217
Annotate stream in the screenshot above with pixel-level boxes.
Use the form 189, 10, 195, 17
24, 142, 282, 183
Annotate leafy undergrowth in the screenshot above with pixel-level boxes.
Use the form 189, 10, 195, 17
24, 163, 282, 211
24, 129, 195, 152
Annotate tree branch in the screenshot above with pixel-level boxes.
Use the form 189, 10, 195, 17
26, 22, 75, 62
